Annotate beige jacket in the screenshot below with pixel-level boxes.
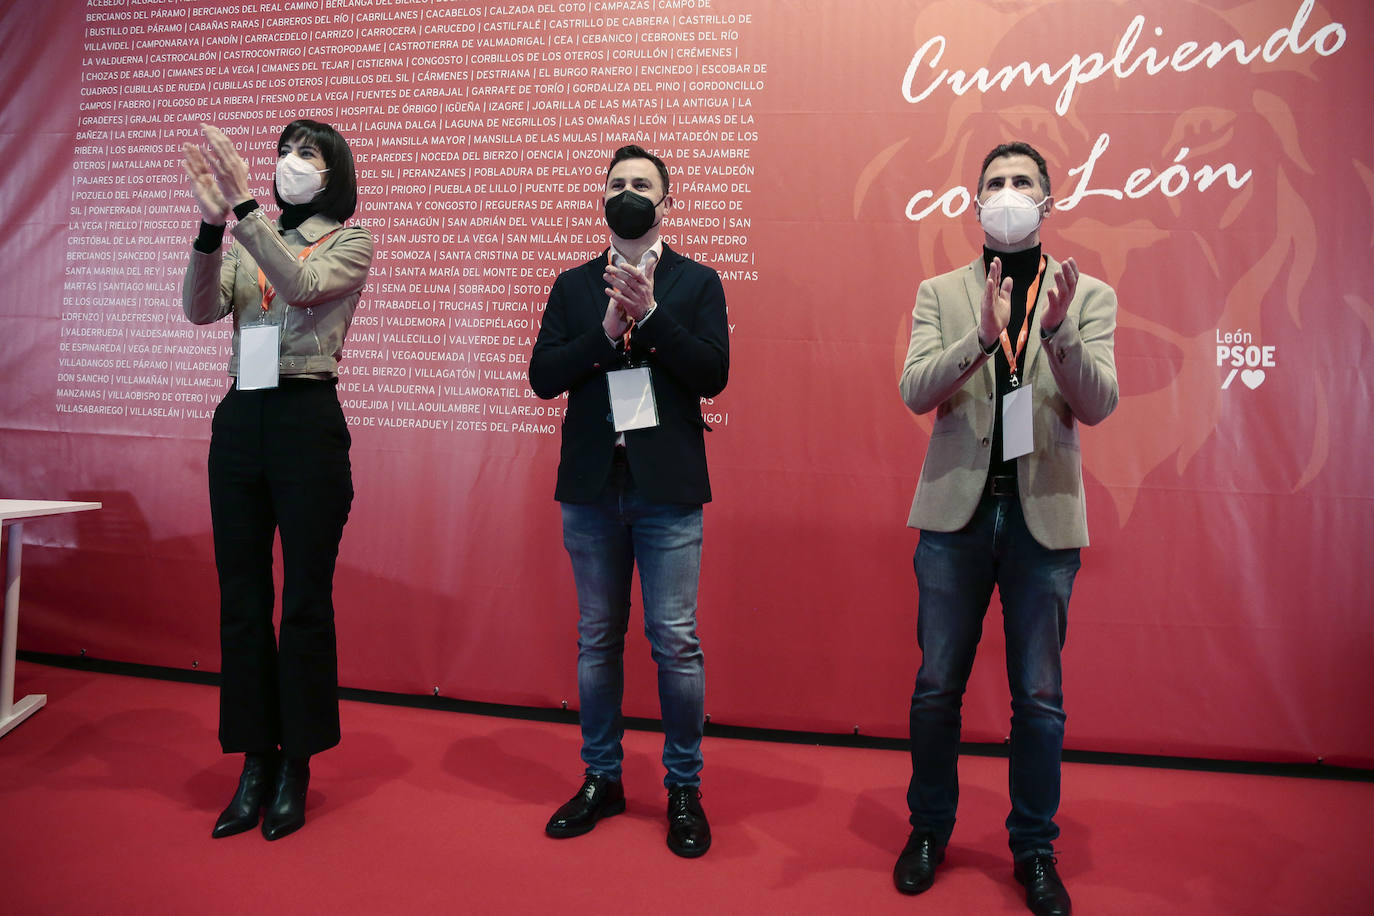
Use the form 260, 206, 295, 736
182, 209, 374, 378
899, 255, 1118, 549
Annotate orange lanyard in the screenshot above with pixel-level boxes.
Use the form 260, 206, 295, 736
998, 256, 1047, 388
610, 248, 657, 355
256, 229, 340, 314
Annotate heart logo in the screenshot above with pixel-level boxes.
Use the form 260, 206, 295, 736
1240, 369, 1266, 389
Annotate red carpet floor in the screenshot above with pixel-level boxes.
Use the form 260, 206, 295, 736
1, 661, 1370, 915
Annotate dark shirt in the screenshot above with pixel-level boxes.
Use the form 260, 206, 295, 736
982, 245, 1045, 478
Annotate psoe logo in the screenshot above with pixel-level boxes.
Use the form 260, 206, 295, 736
1216, 329, 1276, 389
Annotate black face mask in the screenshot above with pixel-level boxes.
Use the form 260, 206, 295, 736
604, 190, 663, 240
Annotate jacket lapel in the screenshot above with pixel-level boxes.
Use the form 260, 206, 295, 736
578, 250, 611, 326
964, 258, 996, 393
1023, 254, 1055, 383
653, 244, 685, 304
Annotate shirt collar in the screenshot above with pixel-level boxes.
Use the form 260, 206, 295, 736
608, 237, 663, 272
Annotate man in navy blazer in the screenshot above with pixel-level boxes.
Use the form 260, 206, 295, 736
894, 142, 1118, 916
529, 145, 729, 858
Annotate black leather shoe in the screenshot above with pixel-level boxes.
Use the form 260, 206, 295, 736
211, 751, 278, 839
545, 774, 626, 838
1014, 853, 1072, 916
261, 756, 310, 841
893, 830, 945, 895
665, 785, 711, 858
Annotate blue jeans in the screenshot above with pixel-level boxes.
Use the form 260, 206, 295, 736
907, 487, 1080, 859
560, 461, 705, 788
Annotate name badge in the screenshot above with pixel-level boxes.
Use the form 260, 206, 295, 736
1002, 382, 1033, 461
238, 323, 280, 391
607, 366, 658, 432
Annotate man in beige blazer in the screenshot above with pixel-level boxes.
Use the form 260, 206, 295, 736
893, 142, 1118, 916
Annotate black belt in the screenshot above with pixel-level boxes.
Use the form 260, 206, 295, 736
987, 474, 1018, 497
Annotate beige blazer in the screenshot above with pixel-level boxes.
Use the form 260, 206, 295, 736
899, 255, 1118, 549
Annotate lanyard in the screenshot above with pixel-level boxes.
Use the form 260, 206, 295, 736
257, 228, 341, 314
998, 255, 1047, 388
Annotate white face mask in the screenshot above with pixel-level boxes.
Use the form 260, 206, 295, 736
275, 152, 328, 205
976, 187, 1049, 247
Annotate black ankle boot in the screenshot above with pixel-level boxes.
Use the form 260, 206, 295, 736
261, 756, 310, 841
212, 752, 278, 839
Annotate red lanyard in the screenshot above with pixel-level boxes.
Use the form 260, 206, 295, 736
998, 256, 1047, 388
257, 228, 341, 314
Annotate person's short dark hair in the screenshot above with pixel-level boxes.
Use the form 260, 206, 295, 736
274, 119, 359, 221
977, 141, 1051, 198
606, 144, 670, 194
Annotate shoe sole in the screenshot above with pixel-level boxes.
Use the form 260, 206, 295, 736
212, 801, 267, 839
544, 797, 626, 838
893, 874, 935, 896
211, 817, 259, 839
893, 850, 944, 895
666, 834, 711, 858
262, 817, 306, 841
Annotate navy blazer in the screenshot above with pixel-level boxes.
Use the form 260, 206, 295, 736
529, 244, 730, 505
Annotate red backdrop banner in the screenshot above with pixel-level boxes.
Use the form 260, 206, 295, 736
2, 0, 1371, 765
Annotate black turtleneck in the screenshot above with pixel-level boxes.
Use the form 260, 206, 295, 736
278, 202, 316, 232
982, 244, 1045, 477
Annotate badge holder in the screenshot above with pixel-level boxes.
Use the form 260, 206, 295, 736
607, 366, 658, 432
1002, 381, 1033, 460
237, 322, 280, 390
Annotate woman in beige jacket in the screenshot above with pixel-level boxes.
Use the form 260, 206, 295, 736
182, 120, 373, 842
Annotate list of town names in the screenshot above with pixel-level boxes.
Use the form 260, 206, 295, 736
60, 0, 760, 436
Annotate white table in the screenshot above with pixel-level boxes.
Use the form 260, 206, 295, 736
1, 499, 102, 738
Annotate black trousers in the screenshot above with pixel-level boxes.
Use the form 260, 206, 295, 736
208, 379, 353, 757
